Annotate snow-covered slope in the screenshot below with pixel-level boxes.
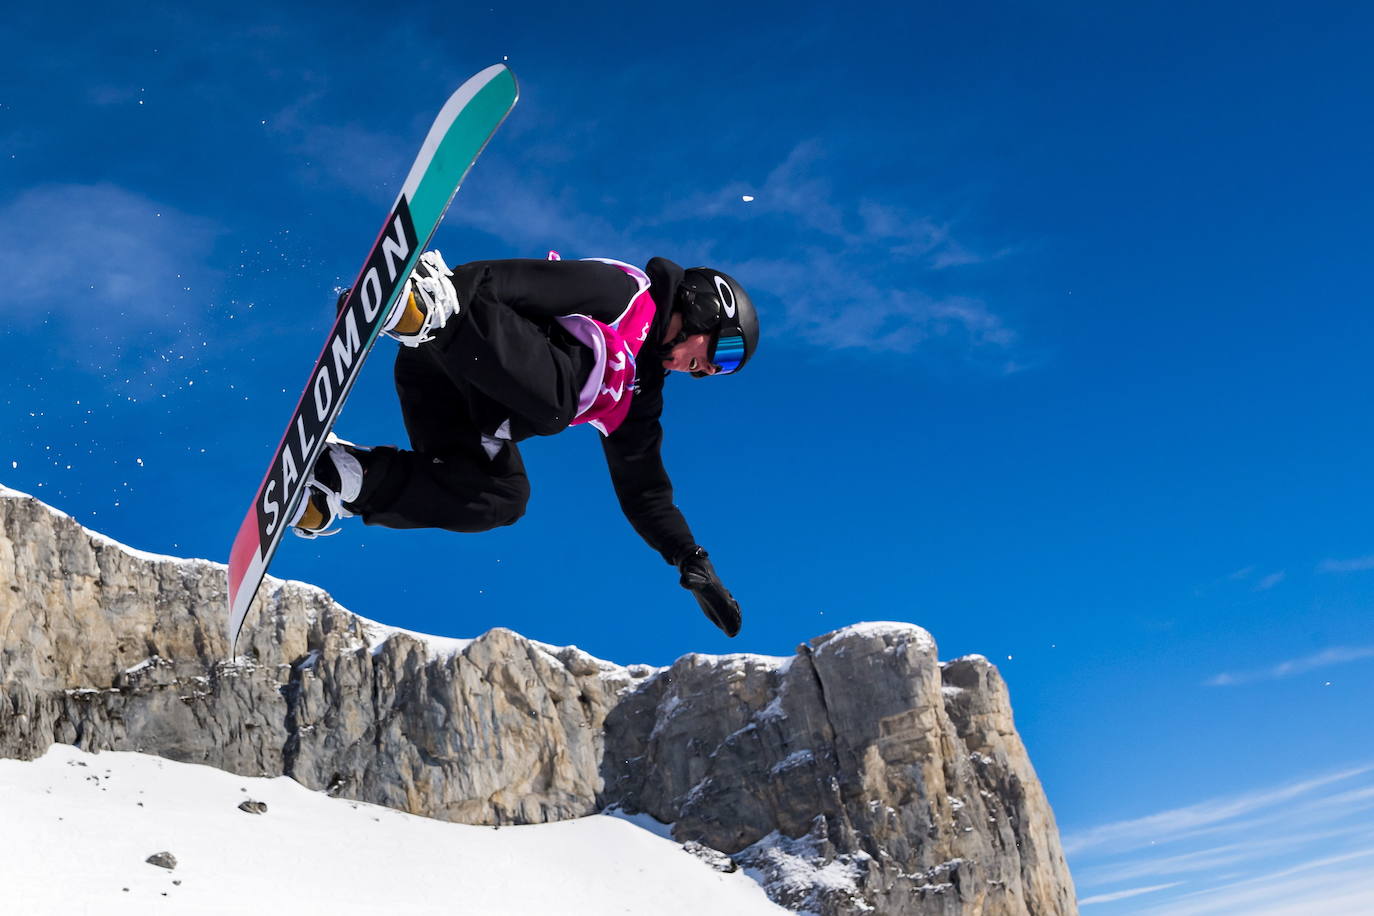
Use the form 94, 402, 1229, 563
0, 744, 787, 915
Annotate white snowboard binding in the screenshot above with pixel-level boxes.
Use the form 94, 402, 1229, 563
383, 249, 460, 347
291, 434, 365, 538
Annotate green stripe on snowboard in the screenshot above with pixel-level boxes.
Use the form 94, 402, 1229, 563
409, 68, 518, 231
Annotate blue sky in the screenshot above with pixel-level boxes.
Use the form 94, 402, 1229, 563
3, 1, 1373, 910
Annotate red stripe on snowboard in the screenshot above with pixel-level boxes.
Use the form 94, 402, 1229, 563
228, 508, 260, 601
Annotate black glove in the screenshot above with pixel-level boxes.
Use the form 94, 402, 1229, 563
676, 546, 742, 637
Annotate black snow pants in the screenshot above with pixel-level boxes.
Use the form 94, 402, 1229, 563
347, 258, 637, 532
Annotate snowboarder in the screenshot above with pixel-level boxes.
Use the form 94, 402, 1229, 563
289, 250, 759, 637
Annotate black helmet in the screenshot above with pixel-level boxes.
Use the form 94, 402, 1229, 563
676, 267, 759, 375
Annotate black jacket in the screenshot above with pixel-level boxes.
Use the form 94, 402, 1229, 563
446, 256, 696, 565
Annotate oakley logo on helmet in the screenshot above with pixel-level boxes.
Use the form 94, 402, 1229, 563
714, 276, 737, 319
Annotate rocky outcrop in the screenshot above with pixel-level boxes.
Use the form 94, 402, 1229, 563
0, 486, 1076, 915
603, 627, 1076, 915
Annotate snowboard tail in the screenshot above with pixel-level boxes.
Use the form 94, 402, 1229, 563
226, 64, 518, 652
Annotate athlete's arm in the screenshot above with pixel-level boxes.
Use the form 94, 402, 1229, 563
600, 382, 696, 564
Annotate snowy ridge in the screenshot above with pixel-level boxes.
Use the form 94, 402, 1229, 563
943, 652, 990, 666
2, 482, 220, 568
0, 482, 639, 675
530, 637, 662, 678
680, 650, 794, 672
811, 620, 937, 655
357, 617, 475, 658
86, 529, 204, 567
603, 805, 676, 840
2, 482, 937, 682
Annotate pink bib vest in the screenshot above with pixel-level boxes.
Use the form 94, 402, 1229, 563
548, 251, 657, 437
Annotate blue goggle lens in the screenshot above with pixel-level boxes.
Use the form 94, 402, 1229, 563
711, 334, 747, 374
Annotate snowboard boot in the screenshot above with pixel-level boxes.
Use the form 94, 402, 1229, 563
382, 249, 460, 347
291, 434, 365, 539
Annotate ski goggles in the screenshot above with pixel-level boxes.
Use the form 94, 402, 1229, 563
708, 331, 747, 375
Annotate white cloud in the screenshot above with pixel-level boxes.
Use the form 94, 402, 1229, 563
1318, 554, 1374, 573
0, 183, 220, 329
1079, 881, 1182, 906
267, 115, 1022, 368
442, 157, 625, 255
446, 139, 1019, 367
662, 141, 987, 267
267, 88, 416, 203
1066, 764, 1374, 916
1255, 570, 1286, 590
261, 108, 1021, 367
728, 252, 1014, 358
1205, 646, 1374, 686
1133, 849, 1374, 916
1062, 765, 1373, 856
1076, 823, 1374, 887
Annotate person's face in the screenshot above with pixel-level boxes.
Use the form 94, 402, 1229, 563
663, 333, 719, 375
661, 312, 720, 375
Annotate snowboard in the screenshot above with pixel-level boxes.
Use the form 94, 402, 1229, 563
226, 64, 519, 652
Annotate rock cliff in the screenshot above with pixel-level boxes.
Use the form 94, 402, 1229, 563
0, 485, 1076, 915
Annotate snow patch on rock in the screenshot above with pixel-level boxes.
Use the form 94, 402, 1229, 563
736, 818, 876, 915
944, 653, 989, 666
86, 529, 197, 566
769, 749, 817, 777
811, 621, 936, 656
362, 619, 474, 658
681, 651, 792, 672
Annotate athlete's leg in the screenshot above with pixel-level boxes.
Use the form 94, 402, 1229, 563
447, 258, 637, 324
347, 345, 530, 532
